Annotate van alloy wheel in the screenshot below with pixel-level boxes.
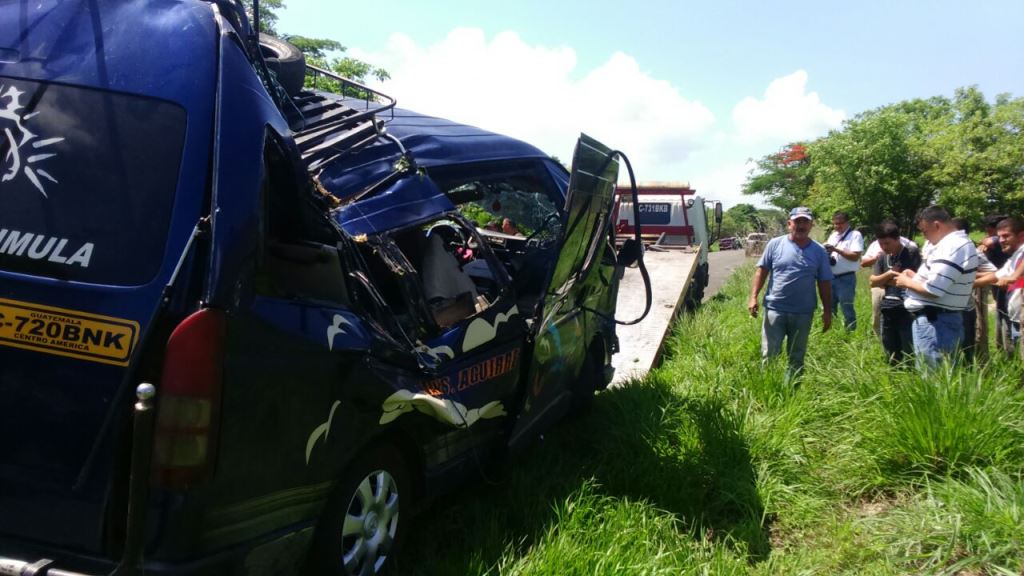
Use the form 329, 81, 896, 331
310, 445, 410, 576
340, 469, 400, 575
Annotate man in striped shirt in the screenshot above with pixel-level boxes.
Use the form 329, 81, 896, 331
895, 206, 979, 369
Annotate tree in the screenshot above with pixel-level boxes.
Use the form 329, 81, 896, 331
720, 203, 759, 237
985, 94, 1024, 211
246, 1, 389, 88
247, 0, 283, 36
742, 143, 814, 211
720, 203, 786, 237
742, 87, 1023, 233
288, 35, 390, 86
925, 87, 1024, 221
807, 101, 942, 231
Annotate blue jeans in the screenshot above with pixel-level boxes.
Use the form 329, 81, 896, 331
832, 272, 856, 331
911, 310, 963, 370
762, 309, 813, 375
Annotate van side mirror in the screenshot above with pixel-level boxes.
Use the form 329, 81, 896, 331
714, 202, 723, 223
617, 238, 642, 267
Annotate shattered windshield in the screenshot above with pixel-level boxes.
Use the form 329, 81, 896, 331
453, 183, 561, 237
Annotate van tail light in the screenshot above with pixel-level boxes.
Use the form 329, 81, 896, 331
153, 308, 226, 490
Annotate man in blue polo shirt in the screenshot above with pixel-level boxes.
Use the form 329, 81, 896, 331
748, 207, 834, 375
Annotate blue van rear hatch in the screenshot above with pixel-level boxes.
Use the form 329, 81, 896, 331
0, 76, 187, 551
0, 0, 218, 555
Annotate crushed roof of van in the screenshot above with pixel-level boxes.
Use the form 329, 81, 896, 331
320, 105, 564, 236
318, 106, 552, 201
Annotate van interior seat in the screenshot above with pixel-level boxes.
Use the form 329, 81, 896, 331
421, 233, 479, 326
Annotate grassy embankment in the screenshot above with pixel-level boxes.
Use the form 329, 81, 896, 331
398, 264, 1024, 575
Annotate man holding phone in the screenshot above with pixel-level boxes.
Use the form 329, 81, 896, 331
896, 206, 979, 369
869, 222, 922, 365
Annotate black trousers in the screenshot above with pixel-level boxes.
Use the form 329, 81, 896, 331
961, 308, 977, 363
881, 307, 914, 366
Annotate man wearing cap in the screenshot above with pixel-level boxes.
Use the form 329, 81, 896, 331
824, 211, 864, 331
748, 207, 833, 376
895, 205, 979, 369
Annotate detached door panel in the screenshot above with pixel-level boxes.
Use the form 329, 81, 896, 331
508, 134, 618, 450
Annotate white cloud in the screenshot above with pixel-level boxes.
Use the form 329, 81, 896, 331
677, 70, 846, 208
351, 29, 715, 179
731, 70, 845, 144
694, 161, 767, 209
349, 35, 845, 209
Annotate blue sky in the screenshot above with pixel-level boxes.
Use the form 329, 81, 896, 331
277, 0, 1024, 207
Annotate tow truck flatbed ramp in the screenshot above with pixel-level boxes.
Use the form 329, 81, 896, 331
611, 247, 700, 386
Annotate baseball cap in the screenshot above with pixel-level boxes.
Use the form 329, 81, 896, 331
789, 207, 813, 221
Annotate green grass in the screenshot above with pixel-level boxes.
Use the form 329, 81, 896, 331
396, 264, 1024, 575
871, 364, 1024, 479
873, 467, 1024, 574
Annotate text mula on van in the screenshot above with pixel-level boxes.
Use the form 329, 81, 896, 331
0, 228, 94, 267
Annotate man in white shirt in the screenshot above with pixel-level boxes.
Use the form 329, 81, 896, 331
976, 217, 1024, 351
861, 223, 918, 336
825, 211, 864, 331
896, 206, 979, 369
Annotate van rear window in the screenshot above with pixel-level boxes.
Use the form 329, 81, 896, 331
0, 77, 186, 285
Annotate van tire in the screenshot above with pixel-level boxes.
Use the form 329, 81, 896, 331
259, 33, 306, 96
309, 444, 411, 576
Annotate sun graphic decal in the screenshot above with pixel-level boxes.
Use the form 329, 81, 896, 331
1, 84, 65, 198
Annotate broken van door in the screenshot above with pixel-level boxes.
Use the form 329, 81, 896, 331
377, 302, 526, 434
336, 175, 528, 436
545, 135, 620, 298
508, 134, 619, 449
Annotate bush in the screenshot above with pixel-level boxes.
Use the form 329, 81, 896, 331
871, 365, 1024, 478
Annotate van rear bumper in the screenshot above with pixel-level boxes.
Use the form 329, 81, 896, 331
0, 549, 247, 576
1, 554, 109, 576
0, 551, 232, 576
1, 522, 314, 576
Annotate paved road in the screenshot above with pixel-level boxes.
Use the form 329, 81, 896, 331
702, 248, 750, 303
611, 247, 750, 386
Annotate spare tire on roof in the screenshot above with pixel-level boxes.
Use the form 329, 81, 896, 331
259, 33, 306, 96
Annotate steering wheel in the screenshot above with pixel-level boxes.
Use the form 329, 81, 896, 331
426, 222, 464, 245
426, 222, 473, 263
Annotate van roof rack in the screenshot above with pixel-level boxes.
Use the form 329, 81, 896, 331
286, 64, 397, 173
235, 0, 396, 174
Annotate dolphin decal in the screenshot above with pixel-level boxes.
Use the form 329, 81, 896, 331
463, 305, 519, 352
327, 314, 354, 350
305, 400, 341, 465
379, 389, 506, 427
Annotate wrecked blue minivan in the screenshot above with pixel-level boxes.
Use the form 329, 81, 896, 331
0, 1, 643, 574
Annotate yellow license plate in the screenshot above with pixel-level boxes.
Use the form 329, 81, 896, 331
0, 298, 140, 366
